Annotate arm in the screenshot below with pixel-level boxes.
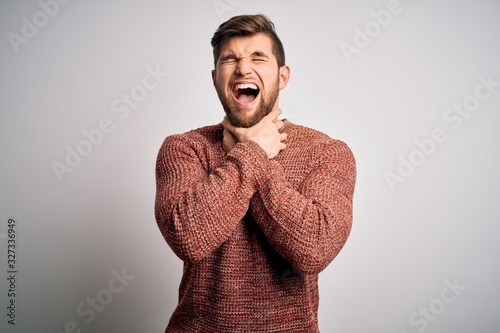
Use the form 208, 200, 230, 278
250, 141, 356, 274
154, 131, 272, 263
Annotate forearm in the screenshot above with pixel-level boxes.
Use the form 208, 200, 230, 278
250, 144, 356, 274
155, 135, 270, 263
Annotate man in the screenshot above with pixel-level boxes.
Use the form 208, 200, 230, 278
155, 14, 356, 332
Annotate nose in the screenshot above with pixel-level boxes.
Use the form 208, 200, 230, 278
235, 58, 252, 76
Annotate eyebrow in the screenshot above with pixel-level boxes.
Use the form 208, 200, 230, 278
252, 51, 269, 59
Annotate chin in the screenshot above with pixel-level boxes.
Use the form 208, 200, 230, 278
226, 107, 267, 128
222, 90, 277, 128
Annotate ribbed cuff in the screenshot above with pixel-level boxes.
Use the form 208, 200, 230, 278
226, 140, 271, 191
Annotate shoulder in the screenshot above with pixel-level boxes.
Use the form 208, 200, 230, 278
160, 124, 223, 151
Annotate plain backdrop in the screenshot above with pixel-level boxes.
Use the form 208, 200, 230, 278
1, 1, 499, 332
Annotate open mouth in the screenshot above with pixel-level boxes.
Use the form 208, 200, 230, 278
232, 83, 260, 106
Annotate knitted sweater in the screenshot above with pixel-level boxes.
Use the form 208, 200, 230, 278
155, 120, 356, 332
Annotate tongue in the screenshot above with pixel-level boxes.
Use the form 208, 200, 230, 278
237, 93, 256, 104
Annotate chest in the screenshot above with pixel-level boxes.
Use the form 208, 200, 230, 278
199, 143, 314, 190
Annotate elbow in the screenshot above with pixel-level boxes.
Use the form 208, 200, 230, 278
155, 201, 207, 264
292, 249, 339, 275
293, 242, 349, 274
167, 237, 207, 264
294, 218, 353, 275
158, 220, 209, 264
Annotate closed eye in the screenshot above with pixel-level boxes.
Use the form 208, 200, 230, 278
252, 57, 267, 63
252, 51, 269, 62
219, 54, 238, 65
219, 51, 269, 65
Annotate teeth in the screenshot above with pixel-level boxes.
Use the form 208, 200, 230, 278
234, 83, 258, 90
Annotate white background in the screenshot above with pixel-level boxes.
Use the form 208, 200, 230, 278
1, 0, 499, 332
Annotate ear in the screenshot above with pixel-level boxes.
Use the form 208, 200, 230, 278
278, 65, 290, 90
211, 69, 216, 87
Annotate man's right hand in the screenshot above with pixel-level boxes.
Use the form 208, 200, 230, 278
221, 108, 287, 159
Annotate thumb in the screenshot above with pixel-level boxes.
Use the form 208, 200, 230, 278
266, 107, 281, 121
221, 117, 238, 134
273, 95, 280, 110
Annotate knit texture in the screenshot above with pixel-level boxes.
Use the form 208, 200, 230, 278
155, 120, 356, 332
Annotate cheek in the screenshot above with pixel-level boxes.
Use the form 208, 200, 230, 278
259, 69, 279, 86
216, 67, 234, 82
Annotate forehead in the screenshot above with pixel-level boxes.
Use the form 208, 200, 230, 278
219, 33, 274, 57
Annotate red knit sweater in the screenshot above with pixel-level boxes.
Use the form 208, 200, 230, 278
155, 120, 356, 332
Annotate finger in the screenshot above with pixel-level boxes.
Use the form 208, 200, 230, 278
274, 120, 285, 129
223, 120, 246, 140
274, 95, 280, 110
222, 121, 237, 138
221, 118, 233, 131
266, 108, 281, 121
272, 112, 282, 123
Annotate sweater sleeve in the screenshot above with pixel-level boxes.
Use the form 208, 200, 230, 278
249, 140, 356, 274
155, 133, 271, 263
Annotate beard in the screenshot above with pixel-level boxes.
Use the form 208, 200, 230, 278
217, 76, 280, 128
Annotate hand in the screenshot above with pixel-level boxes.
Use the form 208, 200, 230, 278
222, 127, 238, 154
221, 108, 287, 159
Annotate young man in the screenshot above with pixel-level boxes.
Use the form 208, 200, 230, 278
155, 14, 356, 332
